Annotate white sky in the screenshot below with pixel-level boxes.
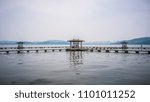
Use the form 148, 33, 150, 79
0, 0, 150, 41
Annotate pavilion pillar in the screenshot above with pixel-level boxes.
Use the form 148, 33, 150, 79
81, 42, 82, 48
70, 42, 71, 48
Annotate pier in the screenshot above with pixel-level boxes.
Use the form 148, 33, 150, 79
0, 46, 150, 54
0, 39, 150, 54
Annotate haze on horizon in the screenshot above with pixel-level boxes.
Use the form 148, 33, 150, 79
0, 0, 150, 42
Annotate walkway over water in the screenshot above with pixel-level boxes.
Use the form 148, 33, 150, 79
0, 46, 150, 54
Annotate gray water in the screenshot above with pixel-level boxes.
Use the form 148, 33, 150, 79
0, 51, 150, 85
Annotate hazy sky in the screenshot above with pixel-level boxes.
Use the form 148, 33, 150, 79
0, 0, 150, 41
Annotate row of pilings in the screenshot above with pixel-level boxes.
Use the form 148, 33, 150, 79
1, 46, 150, 50
2, 49, 150, 54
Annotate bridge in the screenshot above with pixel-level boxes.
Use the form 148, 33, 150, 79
0, 46, 150, 54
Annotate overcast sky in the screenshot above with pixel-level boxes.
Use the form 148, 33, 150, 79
0, 0, 150, 41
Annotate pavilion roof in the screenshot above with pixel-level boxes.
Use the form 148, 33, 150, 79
17, 41, 24, 44
67, 39, 85, 42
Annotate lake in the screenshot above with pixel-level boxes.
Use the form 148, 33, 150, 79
0, 45, 150, 85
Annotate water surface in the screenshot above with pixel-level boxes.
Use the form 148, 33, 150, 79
0, 51, 150, 85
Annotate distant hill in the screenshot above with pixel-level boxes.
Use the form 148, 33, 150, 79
84, 41, 111, 45
0, 37, 150, 45
0, 40, 112, 45
40, 40, 68, 44
0, 40, 69, 45
0, 41, 17, 44
113, 37, 150, 44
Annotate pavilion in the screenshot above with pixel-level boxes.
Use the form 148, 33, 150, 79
66, 39, 88, 51
121, 41, 128, 50
17, 41, 24, 49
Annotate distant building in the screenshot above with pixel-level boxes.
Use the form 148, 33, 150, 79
121, 41, 128, 50
17, 42, 24, 49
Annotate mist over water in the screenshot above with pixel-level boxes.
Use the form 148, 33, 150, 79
0, 50, 150, 85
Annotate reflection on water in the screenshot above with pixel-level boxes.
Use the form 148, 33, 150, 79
69, 51, 83, 68
0, 51, 150, 85
69, 51, 84, 76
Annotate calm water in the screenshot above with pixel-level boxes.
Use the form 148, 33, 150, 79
0, 50, 150, 85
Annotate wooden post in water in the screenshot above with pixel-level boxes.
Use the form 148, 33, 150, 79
90, 49, 93, 52
124, 51, 128, 53
115, 50, 118, 53
106, 50, 109, 53
6, 51, 9, 54
97, 50, 101, 52
17, 51, 20, 53
135, 51, 139, 54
